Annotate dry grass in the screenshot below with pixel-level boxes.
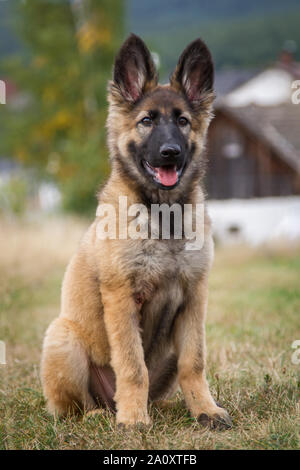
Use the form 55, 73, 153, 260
0, 216, 299, 450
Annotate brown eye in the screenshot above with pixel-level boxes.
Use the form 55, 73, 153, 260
178, 116, 189, 127
141, 116, 152, 126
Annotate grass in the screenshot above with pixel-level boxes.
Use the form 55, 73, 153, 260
0, 215, 299, 450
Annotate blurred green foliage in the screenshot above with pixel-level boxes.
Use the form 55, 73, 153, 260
0, 177, 28, 215
1, 0, 299, 214
0, 0, 124, 214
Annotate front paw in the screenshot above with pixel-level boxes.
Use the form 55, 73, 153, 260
197, 405, 232, 430
116, 408, 151, 429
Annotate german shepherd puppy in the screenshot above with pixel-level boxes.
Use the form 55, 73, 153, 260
41, 34, 232, 429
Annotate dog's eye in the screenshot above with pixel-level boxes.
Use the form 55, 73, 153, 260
140, 117, 152, 126
178, 116, 189, 127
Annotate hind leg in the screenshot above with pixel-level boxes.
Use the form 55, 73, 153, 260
41, 317, 96, 416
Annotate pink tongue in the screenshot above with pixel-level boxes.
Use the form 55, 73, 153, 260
157, 166, 178, 186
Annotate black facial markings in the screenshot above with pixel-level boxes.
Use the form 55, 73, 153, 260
117, 88, 207, 204
123, 135, 204, 206
172, 107, 183, 120
115, 150, 144, 193
183, 141, 196, 171
128, 140, 137, 156
148, 109, 159, 120
173, 107, 182, 116
190, 142, 196, 156
120, 142, 155, 207
147, 108, 188, 125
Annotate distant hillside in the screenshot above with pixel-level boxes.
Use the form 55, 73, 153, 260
1, 0, 300, 73
0, 0, 21, 60
127, 0, 300, 33
127, 0, 300, 72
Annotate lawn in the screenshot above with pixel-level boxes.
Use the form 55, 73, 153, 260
0, 216, 299, 450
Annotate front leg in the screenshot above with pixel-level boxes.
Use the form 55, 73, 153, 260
101, 283, 150, 427
174, 279, 232, 429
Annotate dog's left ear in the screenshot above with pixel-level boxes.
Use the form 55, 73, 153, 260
111, 34, 158, 104
170, 38, 214, 108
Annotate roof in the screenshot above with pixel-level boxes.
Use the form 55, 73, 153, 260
222, 67, 294, 107
214, 68, 259, 97
216, 103, 300, 173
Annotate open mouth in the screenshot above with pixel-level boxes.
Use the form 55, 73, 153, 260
143, 161, 184, 188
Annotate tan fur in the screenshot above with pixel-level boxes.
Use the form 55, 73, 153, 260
41, 37, 231, 429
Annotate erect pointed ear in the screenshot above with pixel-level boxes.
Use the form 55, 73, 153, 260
111, 34, 158, 103
170, 38, 214, 108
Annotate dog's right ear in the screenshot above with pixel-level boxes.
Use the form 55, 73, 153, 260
110, 34, 158, 104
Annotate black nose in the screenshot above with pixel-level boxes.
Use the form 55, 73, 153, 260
160, 143, 181, 158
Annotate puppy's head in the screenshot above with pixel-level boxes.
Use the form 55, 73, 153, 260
107, 34, 214, 192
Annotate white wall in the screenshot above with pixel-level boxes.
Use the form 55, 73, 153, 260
223, 68, 293, 107
208, 196, 300, 245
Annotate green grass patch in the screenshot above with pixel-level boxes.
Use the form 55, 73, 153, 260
1, 238, 299, 449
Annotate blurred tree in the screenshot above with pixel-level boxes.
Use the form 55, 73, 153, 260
1, 0, 124, 214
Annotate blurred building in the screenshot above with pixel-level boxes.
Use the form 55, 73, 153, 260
0, 79, 61, 214
0, 157, 61, 214
207, 51, 300, 199
206, 50, 300, 244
